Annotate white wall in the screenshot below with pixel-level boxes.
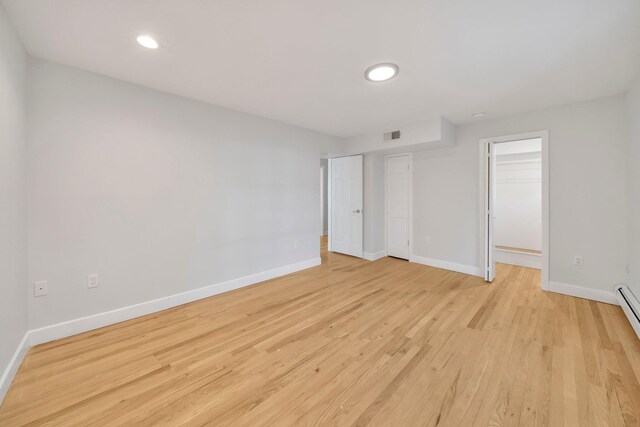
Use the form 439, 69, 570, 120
363, 153, 385, 255
627, 75, 640, 297
410, 95, 629, 292
0, 3, 27, 388
27, 58, 341, 329
411, 144, 479, 267
494, 151, 542, 251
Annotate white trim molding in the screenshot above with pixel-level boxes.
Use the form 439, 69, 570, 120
363, 250, 387, 261
494, 248, 542, 269
548, 281, 618, 305
28, 257, 321, 346
410, 255, 483, 278
0, 333, 30, 405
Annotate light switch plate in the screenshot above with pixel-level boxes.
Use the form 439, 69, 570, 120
88, 273, 98, 288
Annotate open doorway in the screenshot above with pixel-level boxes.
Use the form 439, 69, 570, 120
320, 159, 328, 254
479, 131, 549, 289
494, 139, 542, 268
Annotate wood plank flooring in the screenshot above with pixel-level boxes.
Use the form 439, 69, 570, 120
1, 241, 639, 426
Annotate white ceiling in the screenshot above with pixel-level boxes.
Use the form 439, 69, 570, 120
4, 0, 640, 137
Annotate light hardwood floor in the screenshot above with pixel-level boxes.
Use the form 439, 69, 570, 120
1, 241, 639, 426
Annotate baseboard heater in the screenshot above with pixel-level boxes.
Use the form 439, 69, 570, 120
616, 284, 640, 339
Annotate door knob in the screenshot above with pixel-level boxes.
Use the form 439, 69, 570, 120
353, 209, 361, 213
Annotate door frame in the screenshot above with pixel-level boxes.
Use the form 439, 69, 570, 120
478, 130, 549, 290
328, 158, 332, 252
385, 153, 413, 260
320, 164, 324, 237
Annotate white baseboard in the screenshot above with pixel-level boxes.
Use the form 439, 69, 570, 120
494, 249, 541, 269
28, 257, 321, 346
548, 281, 618, 305
0, 332, 30, 405
363, 250, 386, 261
409, 255, 483, 277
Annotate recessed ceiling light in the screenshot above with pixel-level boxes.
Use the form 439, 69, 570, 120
365, 63, 399, 82
473, 112, 485, 118
136, 35, 159, 49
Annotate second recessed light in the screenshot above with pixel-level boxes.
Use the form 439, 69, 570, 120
365, 63, 399, 82
137, 35, 159, 49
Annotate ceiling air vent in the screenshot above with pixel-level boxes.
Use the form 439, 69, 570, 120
383, 130, 401, 143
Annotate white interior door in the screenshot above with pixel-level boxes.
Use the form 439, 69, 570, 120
484, 142, 497, 281
330, 155, 363, 258
386, 155, 410, 260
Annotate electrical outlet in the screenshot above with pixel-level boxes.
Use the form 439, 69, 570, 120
88, 273, 99, 288
34, 280, 48, 297
426, 236, 431, 246
574, 256, 583, 266
294, 240, 300, 249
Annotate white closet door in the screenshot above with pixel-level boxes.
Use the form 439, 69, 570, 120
330, 155, 363, 258
386, 155, 410, 260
